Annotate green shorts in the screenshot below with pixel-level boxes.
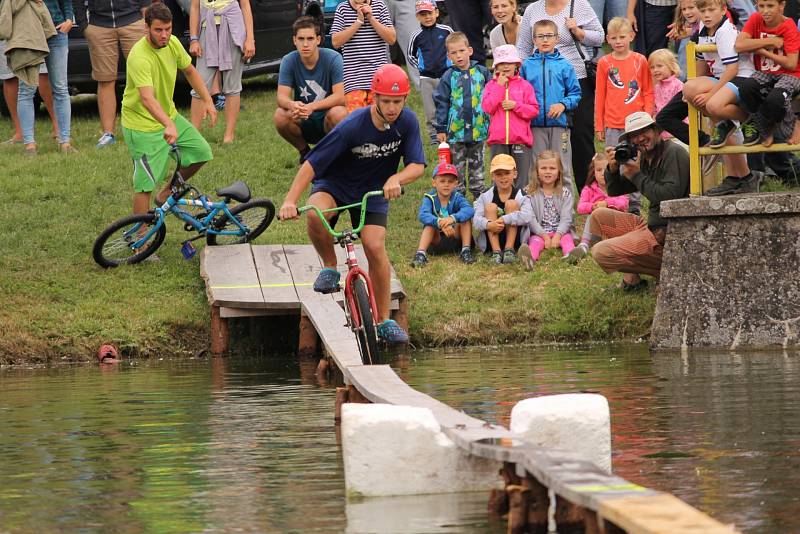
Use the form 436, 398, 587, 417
300, 111, 327, 145
123, 114, 213, 193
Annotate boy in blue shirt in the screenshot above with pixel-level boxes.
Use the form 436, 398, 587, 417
407, 0, 452, 144
411, 162, 476, 267
434, 31, 491, 200
520, 20, 582, 191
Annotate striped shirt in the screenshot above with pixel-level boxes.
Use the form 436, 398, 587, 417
331, 0, 393, 93
516, 0, 604, 79
694, 18, 754, 79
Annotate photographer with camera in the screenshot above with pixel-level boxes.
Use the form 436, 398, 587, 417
588, 111, 689, 291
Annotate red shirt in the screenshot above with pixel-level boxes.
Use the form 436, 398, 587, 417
742, 13, 800, 77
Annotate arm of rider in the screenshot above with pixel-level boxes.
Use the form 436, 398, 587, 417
181, 64, 218, 126
138, 86, 180, 144
384, 162, 424, 199
189, 0, 202, 57
280, 161, 316, 220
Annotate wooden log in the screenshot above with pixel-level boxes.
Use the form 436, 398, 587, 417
335, 387, 349, 423
487, 488, 509, 516
583, 509, 601, 534
346, 385, 371, 404
555, 495, 586, 534
525, 475, 549, 534
500, 462, 522, 486
316, 357, 330, 376
298, 313, 320, 357
393, 297, 409, 332
597, 518, 626, 534
507, 484, 530, 534
210, 305, 230, 355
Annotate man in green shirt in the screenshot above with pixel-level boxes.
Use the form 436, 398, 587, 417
121, 3, 217, 215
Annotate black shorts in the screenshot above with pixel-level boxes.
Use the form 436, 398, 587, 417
319, 190, 388, 229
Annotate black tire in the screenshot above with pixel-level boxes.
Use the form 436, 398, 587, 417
93, 213, 167, 268
206, 199, 275, 246
353, 276, 381, 365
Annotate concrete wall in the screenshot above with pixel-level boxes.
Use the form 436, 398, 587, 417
652, 192, 800, 350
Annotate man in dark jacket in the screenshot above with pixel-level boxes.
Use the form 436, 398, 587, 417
75, 0, 149, 148
589, 111, 690, 291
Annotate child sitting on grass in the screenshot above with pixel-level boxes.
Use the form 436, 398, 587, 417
472, 153, 526, 264
576, 152, 629, 260
411, 162, 476, 267
518, 150, 583, 271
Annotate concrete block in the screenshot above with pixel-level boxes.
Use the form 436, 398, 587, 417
341, 403, 501, 497
510, 394, 611, 473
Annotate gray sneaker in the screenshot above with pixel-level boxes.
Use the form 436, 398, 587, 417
411, 251, 428, 268
502, 249, 516, 264
490, 251, 503, 264
706, 173, 759, 196
518, 244, 536, 271
563, 243, 588, 265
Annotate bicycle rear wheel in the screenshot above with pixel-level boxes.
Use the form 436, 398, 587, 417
353, 276, 381, 365
207, 199, 275, 246
93, 213, 167, 268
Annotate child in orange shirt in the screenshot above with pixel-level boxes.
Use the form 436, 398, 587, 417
595, 17, 654, 147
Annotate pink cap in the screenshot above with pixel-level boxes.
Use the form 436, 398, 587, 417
493, 44, 522, 65
415, 0, 436, 13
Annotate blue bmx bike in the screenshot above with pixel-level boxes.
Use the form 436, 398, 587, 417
93, 147, 275, 268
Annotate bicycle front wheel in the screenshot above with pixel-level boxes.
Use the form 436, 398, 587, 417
207, 199, 275, 246
93, 213, 167, 268
353, 276, 381, 365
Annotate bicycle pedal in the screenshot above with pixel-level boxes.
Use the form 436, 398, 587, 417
180, 241, 197, 260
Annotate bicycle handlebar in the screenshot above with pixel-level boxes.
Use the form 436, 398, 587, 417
298, 189, 397, 239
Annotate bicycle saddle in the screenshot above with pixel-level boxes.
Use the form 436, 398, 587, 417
216, 181, 251, 203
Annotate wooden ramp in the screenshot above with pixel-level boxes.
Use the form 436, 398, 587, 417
200, 244, 407, 355
200, 244, 738, 534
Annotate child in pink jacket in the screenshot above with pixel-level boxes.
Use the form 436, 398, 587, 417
481, 44, 538, 189
578, 152, 630, 215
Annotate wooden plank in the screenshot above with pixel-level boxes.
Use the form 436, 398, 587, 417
220, 307, 297, 318
598, 494, 740, 534
301, 298, 363, 370
200, 244, 266, 309
251, 244, 301, 309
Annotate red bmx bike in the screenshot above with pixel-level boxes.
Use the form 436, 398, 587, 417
298, 191, 387, 365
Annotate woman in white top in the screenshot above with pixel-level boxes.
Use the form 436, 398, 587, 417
516, 0, 603, 195
488, 0, 520, 51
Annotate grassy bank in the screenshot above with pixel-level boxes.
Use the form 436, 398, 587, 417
0, 76, 788, 363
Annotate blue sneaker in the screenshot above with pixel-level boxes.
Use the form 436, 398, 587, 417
313, 267, 341, 293
376, 319, 409, 344
96, 132, 115, 148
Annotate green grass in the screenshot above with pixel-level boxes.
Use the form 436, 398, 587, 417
0, 76, 793, 363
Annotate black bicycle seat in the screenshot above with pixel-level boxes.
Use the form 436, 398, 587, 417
216, 181, 251, 203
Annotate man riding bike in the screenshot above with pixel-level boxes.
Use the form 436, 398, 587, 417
279, 64, 425, 343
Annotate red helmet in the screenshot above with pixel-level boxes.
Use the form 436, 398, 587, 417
371, 64, 410, 96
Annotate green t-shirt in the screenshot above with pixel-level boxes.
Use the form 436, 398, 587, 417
121, 35, 192, 132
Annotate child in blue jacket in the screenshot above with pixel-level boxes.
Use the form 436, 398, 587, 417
411, 162, 476, 267
520, 19, 581, 191
433, 31, 491, 200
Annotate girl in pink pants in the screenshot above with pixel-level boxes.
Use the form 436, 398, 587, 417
518, 150, 585, 270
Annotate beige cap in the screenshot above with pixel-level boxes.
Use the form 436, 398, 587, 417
490, 153, 517, 172
620, 111, 656, 140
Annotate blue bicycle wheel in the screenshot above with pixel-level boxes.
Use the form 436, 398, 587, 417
93, 213, 167, 268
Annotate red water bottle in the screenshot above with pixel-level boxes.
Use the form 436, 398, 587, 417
437, 142, 451, 165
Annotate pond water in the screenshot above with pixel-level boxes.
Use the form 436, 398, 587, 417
1, 346, 798, 533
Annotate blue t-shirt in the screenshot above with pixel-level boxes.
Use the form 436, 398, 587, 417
277, 48, 343, 120
307, 106, 426, 214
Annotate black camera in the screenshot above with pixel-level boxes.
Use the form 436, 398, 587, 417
614, 141, 638, 163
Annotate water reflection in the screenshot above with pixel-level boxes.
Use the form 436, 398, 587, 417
0, 347, 798, 533
400, 347, 800, 533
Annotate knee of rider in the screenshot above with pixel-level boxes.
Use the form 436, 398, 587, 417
362, 239, 386, 261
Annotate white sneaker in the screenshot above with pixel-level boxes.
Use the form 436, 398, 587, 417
96, 132, 116, 148
563, 243, 588, 265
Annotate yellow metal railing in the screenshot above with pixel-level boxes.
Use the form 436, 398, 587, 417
686, 41, 800, 195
